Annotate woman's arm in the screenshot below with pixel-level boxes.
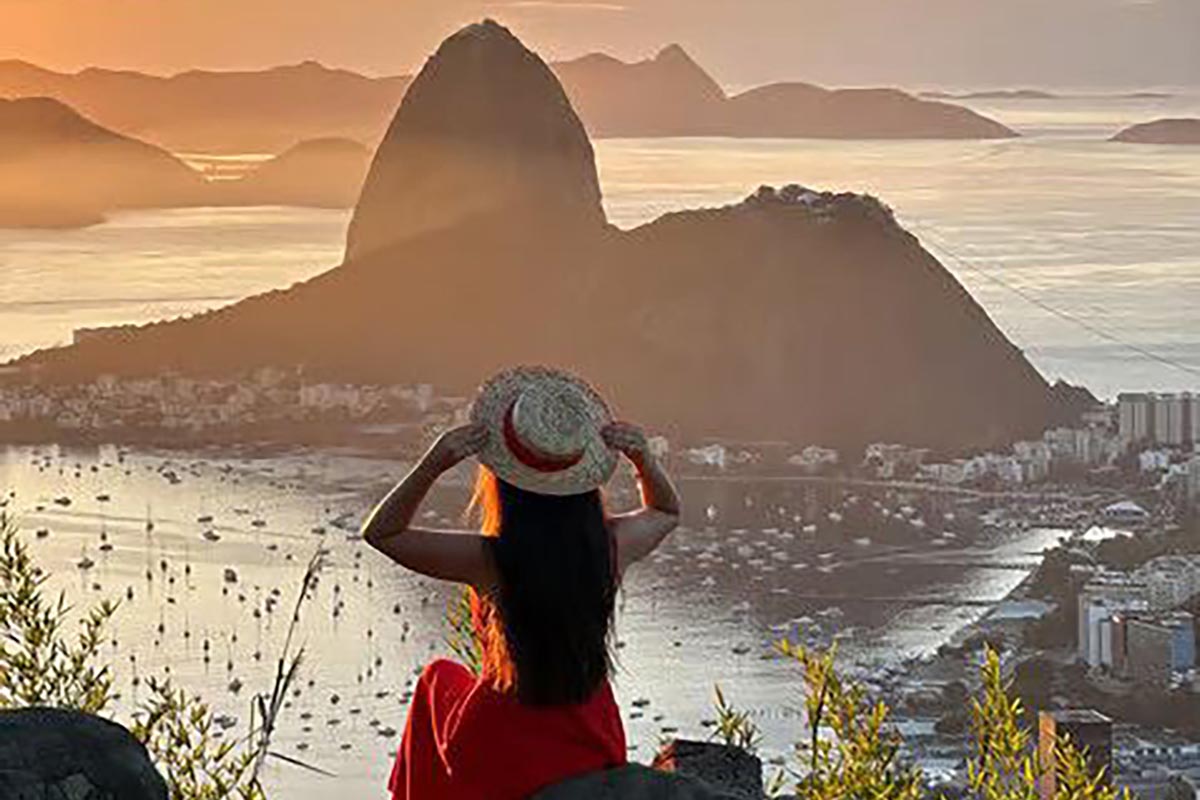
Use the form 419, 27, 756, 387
361, 424, 494, 586
603, 422, 681, 573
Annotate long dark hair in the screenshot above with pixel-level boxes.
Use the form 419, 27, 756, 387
468, 466, 617, 706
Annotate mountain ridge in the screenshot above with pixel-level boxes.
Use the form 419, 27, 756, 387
5, 21, 1077, 453
0, 45, 1015, 153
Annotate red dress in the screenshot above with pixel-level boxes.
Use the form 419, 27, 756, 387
388, 658, 627, 799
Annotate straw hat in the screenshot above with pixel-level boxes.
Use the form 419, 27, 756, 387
470, 365, 617, 496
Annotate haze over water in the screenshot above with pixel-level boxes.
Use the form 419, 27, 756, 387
3, 95, 1198, 397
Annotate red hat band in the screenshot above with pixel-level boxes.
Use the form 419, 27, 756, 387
502, 400, 585, 473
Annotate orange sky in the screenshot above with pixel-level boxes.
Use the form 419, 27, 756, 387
3, 0, 1197, 89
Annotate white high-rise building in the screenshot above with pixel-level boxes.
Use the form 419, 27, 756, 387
1077, 574, 1151, 667
1118, 393, 1155, 443
1119, 392, 1197, 446
1157, 393, 1190, 446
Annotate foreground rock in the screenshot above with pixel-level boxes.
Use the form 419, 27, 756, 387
0, 707, 167, 799
535, 740, 762, 799
534, 765, 746, 799
5, 20, 1085, 452
1110, 118, 1200, 145
652, 740, 764, 799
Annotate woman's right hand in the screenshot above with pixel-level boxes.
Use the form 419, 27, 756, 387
424, 423, 489, 473
602, 421, 651, 468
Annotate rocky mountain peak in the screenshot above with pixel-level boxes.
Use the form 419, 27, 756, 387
345, 19, 606, 261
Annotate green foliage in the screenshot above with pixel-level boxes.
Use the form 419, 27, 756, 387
445, 586, 482, 675
710, 683, 761, 754
0, 514, 118, 713
779, 640, 924, 799
969, 648, 1128, 800
132, 678, 265, 800
0, 514, 327, 800
776, 642, 1126, 800
967, 648, 1040, 800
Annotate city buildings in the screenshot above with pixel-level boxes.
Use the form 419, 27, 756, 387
1039, 710, 1113, 800
789, 445, 839, 474
1119, 392, 1198, 447
862, 443, 927, 479
1101, 500, 1150, 525
1132, 555, 1200, 610
0, 371, 457, 440
1124, 612, 1196, 687
1077, 563, 1200, 686
1078, 573, 1150, 667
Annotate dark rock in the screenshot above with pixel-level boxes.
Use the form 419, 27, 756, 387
652, 740, 763, 799
0, 707, 167, 800
531, 763, 746, 799
345, 19, 605, 260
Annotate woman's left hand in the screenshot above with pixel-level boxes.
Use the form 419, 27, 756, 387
602, 421, 651, 467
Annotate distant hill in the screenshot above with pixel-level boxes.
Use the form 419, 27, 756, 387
551, 45, 727, 136
0, 47, 1015, 153
722, 84, 1014, 139
218, 137, 371, 208
1111, 118, 1200, 144
0, 97, 205, 227
7, 21, 1082, 453
0, 59, 406, 154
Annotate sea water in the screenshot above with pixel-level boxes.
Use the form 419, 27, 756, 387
2, 95, 1199, 393
0, 444, 1066, 796
0, 95, 1197, 795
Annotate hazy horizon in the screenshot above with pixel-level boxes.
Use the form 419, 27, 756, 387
3, 0, 1197, 91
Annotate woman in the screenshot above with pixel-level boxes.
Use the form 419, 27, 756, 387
362, 366, 681, 800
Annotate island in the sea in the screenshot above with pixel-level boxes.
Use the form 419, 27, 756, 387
1111, 118, 1200, 145
0, 99, 373, 226
3, 20, 1087, 455
218, 137, 372, 208
0, 45, 1015, 154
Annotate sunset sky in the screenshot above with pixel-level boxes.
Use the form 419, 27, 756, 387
3, 0, 1197, 89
